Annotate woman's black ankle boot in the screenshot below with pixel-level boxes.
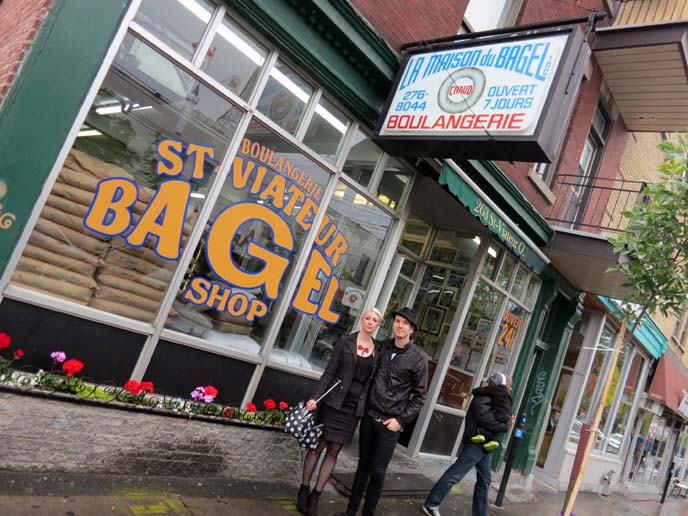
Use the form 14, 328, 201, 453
306, 489, 321, 516
296, 485, 309, 514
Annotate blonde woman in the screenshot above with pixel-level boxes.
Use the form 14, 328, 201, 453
297, 308, 382, 516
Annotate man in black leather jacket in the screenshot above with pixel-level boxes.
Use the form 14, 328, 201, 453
338, 307, 428, 516
422, 374, 514, 516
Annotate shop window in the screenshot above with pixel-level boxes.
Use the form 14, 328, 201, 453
10, 33, 241, 322
605, 352, 644, 455
199, 13, 268, 100
463, 0, 519, 31
485, 300, 528, 376
257, 60, 313, 135
377, 157, 412, 210
271, 181, 393, 371
481, 245, 502, 281
438, 281, 505, 410
342, 129, 383, 188
524, 276, 541, 309
133, 0, 215, 61
595, 343, 630, 452
400, 215, 432, 257
302, 97, 351, 163
496, 254, 517, 291
420, 411, 463, 455
510, 265, 528, 301
166, 120, 331, 356
568, 325, 616, 447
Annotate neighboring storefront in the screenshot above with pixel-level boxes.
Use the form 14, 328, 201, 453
532, 295, 669, 493
0, 0, 565, 460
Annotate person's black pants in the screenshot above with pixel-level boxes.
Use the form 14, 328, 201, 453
346, 415, 400, 515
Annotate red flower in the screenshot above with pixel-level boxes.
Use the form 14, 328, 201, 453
0, 333, 11, 349
13, 349, 24, 359
124, 380, 141, 395
222, 407, 234, 418
62, 358, 84, 377
279, 401, 289, 410
204, 385, 218, 398
263, 399, 276, 410
139, 381, 154, 394
246, 402, 257, 413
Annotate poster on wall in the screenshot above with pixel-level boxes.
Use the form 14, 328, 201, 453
374, 25, 589, 163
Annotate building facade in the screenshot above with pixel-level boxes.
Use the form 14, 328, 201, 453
0, 0, 686, 496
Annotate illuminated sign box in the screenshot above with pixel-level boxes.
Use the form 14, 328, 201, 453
374, 26, 589, 163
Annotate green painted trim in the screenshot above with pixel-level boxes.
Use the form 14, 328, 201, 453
439, 165, 547, 273
598, 296, 668, 359
230, 0, 400, 128
463, 160, 554, 245
0, 0, 131, 276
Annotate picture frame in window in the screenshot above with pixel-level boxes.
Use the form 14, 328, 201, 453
447, 272, 465, 289
425, 284, 442, 305
430, 246, 456, 264
421, 306, 446, 336
439, 289, 455, 308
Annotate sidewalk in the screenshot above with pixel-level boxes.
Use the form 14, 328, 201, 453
0, 470, 685, 516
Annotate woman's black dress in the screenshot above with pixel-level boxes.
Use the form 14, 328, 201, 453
318, 353, 374, 444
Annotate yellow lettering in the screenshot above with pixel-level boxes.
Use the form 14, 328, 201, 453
156, 139, 184, 176
126, 179, 191, 260
186, 143, 214, 180
84, 178, 138, 236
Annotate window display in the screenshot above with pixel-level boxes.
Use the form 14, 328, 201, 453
11, 34, 241, 322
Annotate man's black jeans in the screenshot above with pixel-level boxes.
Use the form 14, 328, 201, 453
346, 415, 400, 515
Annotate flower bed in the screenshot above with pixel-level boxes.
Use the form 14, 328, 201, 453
0, 332, 289, 429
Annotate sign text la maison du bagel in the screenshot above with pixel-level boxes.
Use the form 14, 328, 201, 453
82, 138, 349, 325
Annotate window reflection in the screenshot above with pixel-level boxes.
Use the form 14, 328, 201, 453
134, 0, 214, 61
257, 60, 313, 135
272, 183, 393, 370
342, 129, 382, 188
200, 14, 267, 100
11, 34, 241, 323
302, 97, 350, 163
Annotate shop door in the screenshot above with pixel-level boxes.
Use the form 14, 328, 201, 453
626, 409, 672, 486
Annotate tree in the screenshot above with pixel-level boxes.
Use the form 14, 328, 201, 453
562, 133, 688, 516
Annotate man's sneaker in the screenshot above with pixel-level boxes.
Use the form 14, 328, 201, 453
484, 441, 500, 452
422, 504, 441, 516
470, 434, 486, 444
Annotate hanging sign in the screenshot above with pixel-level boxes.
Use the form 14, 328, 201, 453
82, 137, 348, 325
374, 26, 589, 162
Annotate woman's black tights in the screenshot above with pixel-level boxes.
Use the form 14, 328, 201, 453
301, 439, 344, 491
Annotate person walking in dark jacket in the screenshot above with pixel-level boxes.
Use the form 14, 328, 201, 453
422, 374, 514, 516
338, 307, 428, 516
297, 308, 382, 516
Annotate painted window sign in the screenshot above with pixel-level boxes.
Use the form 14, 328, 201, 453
496, 306, 525, 350
83, 137, 347, 325
379, 33, 568, 137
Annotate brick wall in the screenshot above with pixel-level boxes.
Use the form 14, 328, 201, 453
350, 0, 469, 52
0, 391, 301, 479
0, 0, 53, 109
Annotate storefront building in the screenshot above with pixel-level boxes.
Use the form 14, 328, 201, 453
531, 295, 675, 493
0, 0, 564, 461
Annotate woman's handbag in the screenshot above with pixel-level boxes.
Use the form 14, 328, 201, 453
283, 379, 342, 450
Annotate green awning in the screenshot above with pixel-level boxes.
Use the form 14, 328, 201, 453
439, 165, 547, 274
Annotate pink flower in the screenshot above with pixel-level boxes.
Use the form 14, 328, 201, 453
279, 401, 289, 410
13, 349, 24, 359
263, 399, 276, 410
124, 380, 141, 395
50, 351, 66, 363
246, 402, 257, 413
139, 381, 154, 394
204, 385, 218, 399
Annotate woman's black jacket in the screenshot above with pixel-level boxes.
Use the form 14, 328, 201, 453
310, 332, 379, 418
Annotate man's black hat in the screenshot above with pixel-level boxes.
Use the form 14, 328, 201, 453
391, 307, 418, 330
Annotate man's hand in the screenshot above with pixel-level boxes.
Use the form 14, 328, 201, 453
508, 415, 516, 427
383, 418, 401, 432
306, 399, 317, 411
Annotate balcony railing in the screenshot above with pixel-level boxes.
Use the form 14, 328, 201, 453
545, 174, 647, 236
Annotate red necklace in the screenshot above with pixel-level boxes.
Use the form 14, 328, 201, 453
357, 344, 371, 354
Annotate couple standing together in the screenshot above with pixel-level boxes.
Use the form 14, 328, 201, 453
297, 306, 513, 516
